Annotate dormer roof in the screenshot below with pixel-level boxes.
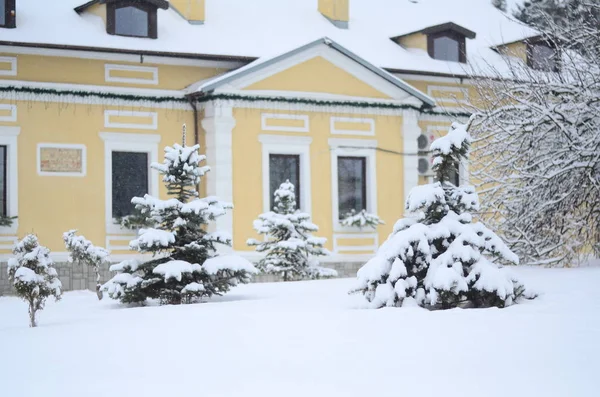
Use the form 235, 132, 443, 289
74, 0, 169, 14
393, 22, 476, 41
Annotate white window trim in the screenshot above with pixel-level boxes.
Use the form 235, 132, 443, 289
0, 104, 17, 122
104, 64, 159, 85
330, 117, 375, 136
0, 57, 17, 77
99, 132, 160, 234
37, 143, 87, 177
259, 134, 312, 215
104, 110, 158, 130
0, 126, 20, 235
329, 138, 377, 233
261, 113, 309, 133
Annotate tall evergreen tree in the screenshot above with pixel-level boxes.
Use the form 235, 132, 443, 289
7, 235, 62, 327
247, 181, 337, 281
103, 141, 257, 305
352, 122, 532, 309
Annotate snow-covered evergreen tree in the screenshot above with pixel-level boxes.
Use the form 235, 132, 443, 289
63, 230, 110, 300
103, 142, 257, 305
352, 121, 531, 309
247, 181, 337, 281
471, 1, 599, 266
340, 209, 384, 229
7, 235, 62, 327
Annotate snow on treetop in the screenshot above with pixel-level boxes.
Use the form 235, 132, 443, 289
203, 255, 259, 275
131, 229, 176, 249
430, 122, 472, 156
153, 260, 203, 282
275, 181, 295, 199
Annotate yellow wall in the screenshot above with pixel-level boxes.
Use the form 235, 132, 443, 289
245, 56, 392, 99
171, 0, 206, 22
496, 42, 528, 63
230, 108, 403, 253
0, 100, 194, 253
0, 52, 226, 90
397, 33, 428, 51
87, 3, 107, 25
318, 0, 349, 23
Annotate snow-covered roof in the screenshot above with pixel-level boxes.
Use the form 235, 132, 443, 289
2, 0, 539, 76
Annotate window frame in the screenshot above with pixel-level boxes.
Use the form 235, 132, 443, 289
329, 139, 377, 233
337, 156, 367, 220
0, 0, 16, 29
268, 153, 301, 211
427, 30, 467, 63
527, 41, 560, 72
0, 126, 19, 235
100, 132, 160, 234
107, 0, 158, 39
111, 150, 150, 219
259, 134, 312, 216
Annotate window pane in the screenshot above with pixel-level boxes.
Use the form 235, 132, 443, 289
112, 152, 148, 218
531, 45, 557, 71
0, 146, 7, 217
0, 1, 5, 26
338, 157, 366, 218
433, 36, 460, 62
115, 6, 149, 37
269, 154, 300, 210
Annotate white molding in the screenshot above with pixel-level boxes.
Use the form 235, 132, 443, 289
403, 110, 421, 213
395, 73, 469, 85
330, 145, 377, 233
0, 236, 18, 250
258, 134, 312, 216
104, 110, 158, 130
202, 103, 236, 252
333, 233, 379, 254
106, 235, 136, 252
427, 85, 470, 106
0, 126, 20, 235
105, 64, 159, 85
0, 45, 244, 69
0, 57, 17, 77
328, 138, 377, 149
99, 132, 160, 234
261, 113, 309, 133
330, 117, 375, 136
37, 143, 87, 177
0, 104, 17, 122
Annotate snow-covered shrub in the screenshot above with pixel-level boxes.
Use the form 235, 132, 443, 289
103, 142, 257, 305
63, 230, 110, 300
7, 235, 62, 327
340, 209, 384, 229
352, 121, 532, 309
247, 181, 337, 281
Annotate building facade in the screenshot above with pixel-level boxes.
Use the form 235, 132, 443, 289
0, 0, 543, 294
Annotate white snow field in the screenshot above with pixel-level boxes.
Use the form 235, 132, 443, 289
1, 267, 599, 397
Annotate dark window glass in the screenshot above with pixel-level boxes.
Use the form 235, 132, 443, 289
0, 1, 5, 26
269, 154, 300, 210
531, 44, 558, 71
433, 35, 460, 62
0, 146, 6, 217
338, 157, 366, 218
112, 152, 148, 218
115, 6, 149, 37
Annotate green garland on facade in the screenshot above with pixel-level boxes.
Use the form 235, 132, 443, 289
0, 85, 471, 117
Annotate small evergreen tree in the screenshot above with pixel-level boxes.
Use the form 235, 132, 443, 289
7, 235, 62, 327
340, 209, 384, 229
248, 181, 337, 281
352, 121, 533, 309
63, 230, 110, 300
103, 141, 257, 305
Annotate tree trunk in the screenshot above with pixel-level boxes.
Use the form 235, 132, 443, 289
28, 299, 37, 328
95, 266, 103, 300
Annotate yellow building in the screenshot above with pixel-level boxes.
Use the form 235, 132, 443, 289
0, 0, 544, 290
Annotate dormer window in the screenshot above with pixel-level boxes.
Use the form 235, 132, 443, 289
528, 42, 559, 72
424, 23, 476, 64
1, 0, 16, 28
75, 0, 169, 39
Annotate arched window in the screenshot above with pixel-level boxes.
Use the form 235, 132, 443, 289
107, 1, 158, 39
428, 31, 466, 63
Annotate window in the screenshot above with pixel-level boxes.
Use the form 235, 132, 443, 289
337, 157, 366, 219
1, 0, 16, 28
107, 1, 158, 38
269, 154, 300, 210
0, 145, 6, 217
428, 31, 466, 63
111, 151, 149, 218
529, 43, 559, 72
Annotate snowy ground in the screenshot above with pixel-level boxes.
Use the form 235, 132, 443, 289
1, 267, 599, 397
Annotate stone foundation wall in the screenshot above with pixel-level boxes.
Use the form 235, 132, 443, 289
0, 261, 362, 296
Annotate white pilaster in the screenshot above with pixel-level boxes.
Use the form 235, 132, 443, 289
201, 102, 236, 252
402, 110, 421, 213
